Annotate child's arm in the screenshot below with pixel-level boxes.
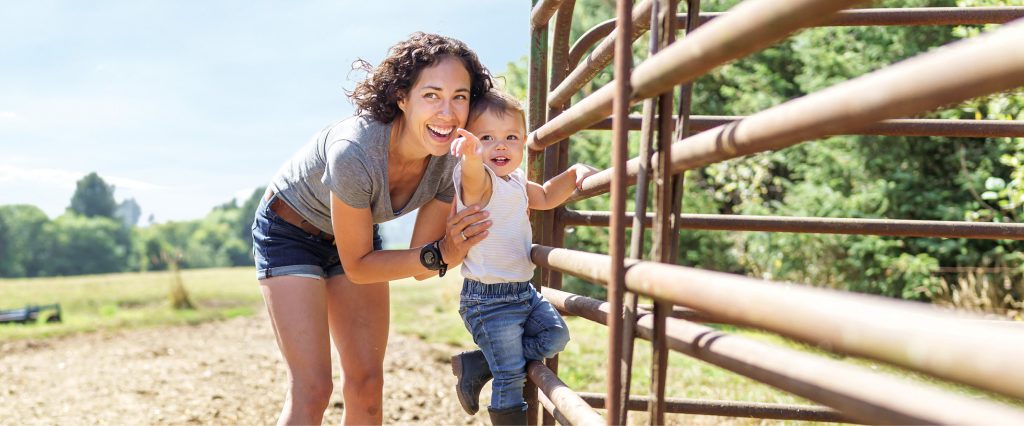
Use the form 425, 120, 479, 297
450, 128, 493, 207
526, 163, 600, 210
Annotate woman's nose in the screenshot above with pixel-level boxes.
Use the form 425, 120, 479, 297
437, 100, 454, 119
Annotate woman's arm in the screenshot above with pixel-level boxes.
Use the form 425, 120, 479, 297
331, 193, 491, 284
410, 199, 455, 280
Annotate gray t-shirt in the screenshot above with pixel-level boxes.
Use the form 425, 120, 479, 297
268, 115, 457, 232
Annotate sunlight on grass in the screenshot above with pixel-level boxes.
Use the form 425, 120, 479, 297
0, 267, 262, 341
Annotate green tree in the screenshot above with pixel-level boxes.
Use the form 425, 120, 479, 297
0, 205, 54, 277
42, 213, 127, 276
69, 172, 117, 219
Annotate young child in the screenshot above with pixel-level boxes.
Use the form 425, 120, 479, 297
448, 90, 596, 424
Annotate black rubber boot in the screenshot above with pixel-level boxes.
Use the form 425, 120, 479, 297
488, 406, 528, 425
451, 349, 493, 415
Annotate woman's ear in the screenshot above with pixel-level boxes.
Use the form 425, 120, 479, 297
397, 93, 407, 112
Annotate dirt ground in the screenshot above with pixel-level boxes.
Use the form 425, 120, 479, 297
0, 312, 492, 425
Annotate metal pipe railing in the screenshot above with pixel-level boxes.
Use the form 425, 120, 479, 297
616, 0, 664, 420
541, 286, 1024, 424
550, 0, 654, 109
526, 1, 551, 422
572, 18, 1024, 202
533, 246, 1024, 402
604, 0, 634, 421
528, 361, 605, 426
531, 0, 565, 29
566, 8, 1024, 69
531, 0, 868, 150
827, 6, 1024, 26
560, 209, 1024, 240
540, 2, 576, 424
589, 116, 1024, 138
577, 392, 853, 423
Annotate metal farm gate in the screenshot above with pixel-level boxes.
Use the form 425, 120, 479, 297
519, 1, 1024, 424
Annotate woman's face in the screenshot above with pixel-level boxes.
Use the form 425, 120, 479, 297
397, 56, 472, 157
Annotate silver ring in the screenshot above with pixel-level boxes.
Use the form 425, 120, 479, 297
460, 231, 467, 241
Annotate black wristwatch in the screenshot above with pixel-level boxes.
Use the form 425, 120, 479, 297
419, 240, 448, 277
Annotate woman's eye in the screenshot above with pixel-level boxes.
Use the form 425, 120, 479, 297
454, 94, 468, 100
424, 93, 439, 99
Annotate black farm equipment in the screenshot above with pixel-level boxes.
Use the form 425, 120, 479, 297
0, 304, 62, 325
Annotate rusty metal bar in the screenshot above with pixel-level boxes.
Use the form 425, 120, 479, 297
577, 392, 854, 423
638, 304, 721, 324
531, 0, 566, 29
648, 1, 688, 423
526, 2, 549, 422
824, 6, 1024, 26
534, 246, 1024, 403
573, 19, 1024, 201
560, 210, 1024, 240
567, 8, 1024, 69
531, 0, 868, 151
542, 2, 574, 424
540, 281, 1024, 424
590, 115, 1024, 138
567, 14, 714, 69
549, 0, 654, 109
605, 0, 633, 423
542, 0, 575, 293
617, 1, 668, 422
529, 361, 606, 426
536, 392, 571, 426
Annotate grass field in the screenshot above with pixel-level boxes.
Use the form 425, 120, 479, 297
3, 267, 1019, 423
0, 267, 263, 340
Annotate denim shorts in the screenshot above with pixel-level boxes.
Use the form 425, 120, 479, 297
252, 193, 382, 280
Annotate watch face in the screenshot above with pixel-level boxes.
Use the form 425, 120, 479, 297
423, 252, 436, 265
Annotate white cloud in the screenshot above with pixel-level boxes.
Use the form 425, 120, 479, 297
0, 111, 19, 121
0, 164, 81, 189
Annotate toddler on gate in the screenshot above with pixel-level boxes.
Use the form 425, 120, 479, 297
448, 90, 597, 425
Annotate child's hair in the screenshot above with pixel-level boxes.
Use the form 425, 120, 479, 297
468, 90, 527, 131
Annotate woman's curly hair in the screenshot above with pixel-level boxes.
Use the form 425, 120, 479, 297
348, 32, 494, 124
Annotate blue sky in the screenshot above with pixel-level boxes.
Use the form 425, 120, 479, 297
0, 0, 530, 225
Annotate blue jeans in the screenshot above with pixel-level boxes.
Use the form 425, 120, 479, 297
252, 192, 382, 280
458, 279, 571, 411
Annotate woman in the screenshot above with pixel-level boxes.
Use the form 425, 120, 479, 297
252, 32, 494, 425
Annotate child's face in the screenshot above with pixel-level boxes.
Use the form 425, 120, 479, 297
466, 109, 525, 178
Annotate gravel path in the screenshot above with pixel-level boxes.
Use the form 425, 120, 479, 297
0, 312, 490, 425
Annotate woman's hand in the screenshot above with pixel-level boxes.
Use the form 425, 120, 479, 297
438, 204, 491, 266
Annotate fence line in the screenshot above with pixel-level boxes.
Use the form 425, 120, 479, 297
524, 2, 1024, 424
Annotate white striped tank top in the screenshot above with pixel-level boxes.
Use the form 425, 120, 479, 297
453, 163, 535, 284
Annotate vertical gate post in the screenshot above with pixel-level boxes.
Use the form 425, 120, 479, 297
527, 1, 550, 422
608, 0, 634, 423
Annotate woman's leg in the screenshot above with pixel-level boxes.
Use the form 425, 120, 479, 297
325, 274, 390, 425
260, 276, 333, 425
